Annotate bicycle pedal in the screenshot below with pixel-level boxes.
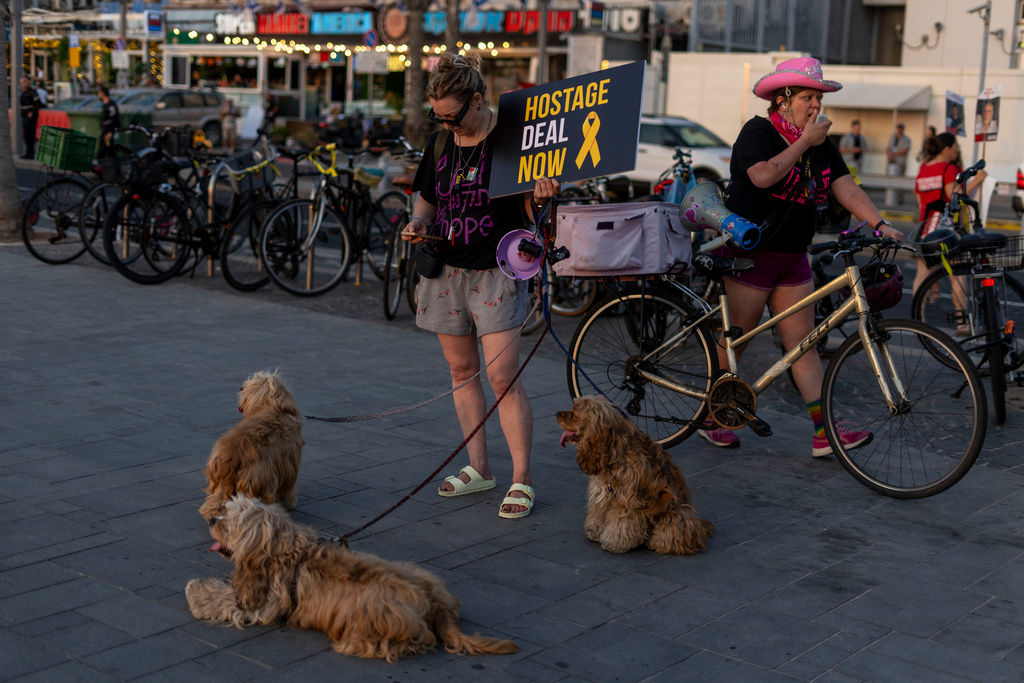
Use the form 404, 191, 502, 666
748, 420, 772, 438
947, 310, 969, 326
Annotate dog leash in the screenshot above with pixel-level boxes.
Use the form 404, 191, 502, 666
321, 323, 550, 545
302, 295, 541, 424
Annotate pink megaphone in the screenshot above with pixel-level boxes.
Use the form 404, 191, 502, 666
496, 229, 543, 280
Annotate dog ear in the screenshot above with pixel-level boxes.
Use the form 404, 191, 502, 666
226, 500, 273, 612
573, 398, 610, 475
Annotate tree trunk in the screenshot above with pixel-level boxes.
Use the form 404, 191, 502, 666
404, 0, 429, 147
0, 13, 23, 241
445, 0, 460, 52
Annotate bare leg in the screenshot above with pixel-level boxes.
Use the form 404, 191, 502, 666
436, 333, 495, 490
768, 282, 823, 404
480, 327, 533, 516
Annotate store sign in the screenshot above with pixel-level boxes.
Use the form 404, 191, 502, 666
503, 11, 576, 34
257, 13, 310, 34
216, 11, 256, 36
586, 7, 645, 33
311, 11, 373, 34
422, 10, 575, 35
146, 10, 164, 34
489, 61, 646, 197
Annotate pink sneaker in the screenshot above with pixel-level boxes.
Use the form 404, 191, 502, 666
812, 423, 872, 457
698, 422, 740, 449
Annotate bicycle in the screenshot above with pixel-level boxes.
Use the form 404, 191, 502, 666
20, 126, 103, 265
910, 160, 1023, 425
101, 142, 275, 285
566, 223, 987, 499
78, 124, 191, 267
381, 137, 421, 320
258, 141, 407, 297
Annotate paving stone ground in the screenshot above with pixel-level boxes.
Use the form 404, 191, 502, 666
3, 227, 1024, 682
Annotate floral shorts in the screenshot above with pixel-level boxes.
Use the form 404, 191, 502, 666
415, 265, 529, 336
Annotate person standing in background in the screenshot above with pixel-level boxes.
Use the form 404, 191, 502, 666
885, 122, 911, 203
916, 125, 936, 163
838, 119, 865, 174
220, 99, 239, 153
97, 85, 121, 160
19, 77, 41, 159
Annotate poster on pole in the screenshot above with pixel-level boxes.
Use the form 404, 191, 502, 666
945, 91, 965, 137
488, 61, 645, 198
974, 85, 1001, 143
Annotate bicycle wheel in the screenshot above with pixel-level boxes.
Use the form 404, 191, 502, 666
822, 318, 987, 499
567, 289, 718, 448
21, 176, 92, 264
364, 190, 409, 281
550, 275, 598, 315
102, 191, 192, 285
221, 200, 274, 292
260, 198, 354, 297
982, 284, 1007, 425
78, 181, 123, 265
382, 218, 410, 320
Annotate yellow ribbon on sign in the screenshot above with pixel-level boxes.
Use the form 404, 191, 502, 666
575, 112, 601, 170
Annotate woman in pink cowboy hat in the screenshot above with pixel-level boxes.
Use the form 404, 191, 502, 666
697, 56, 904, 457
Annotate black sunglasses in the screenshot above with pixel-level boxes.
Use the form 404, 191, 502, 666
427, 100, 471, 126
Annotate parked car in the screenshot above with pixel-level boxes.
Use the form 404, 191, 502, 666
51, 95, 98, 112
625, 115, 733, 193
116, 88, 226, 146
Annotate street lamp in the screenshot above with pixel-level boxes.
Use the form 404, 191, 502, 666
969, 1, 991, 163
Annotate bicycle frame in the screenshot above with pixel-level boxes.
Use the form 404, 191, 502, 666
628, 254, 906, 412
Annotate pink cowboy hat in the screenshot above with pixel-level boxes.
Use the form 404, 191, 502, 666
752, 57, 842, 101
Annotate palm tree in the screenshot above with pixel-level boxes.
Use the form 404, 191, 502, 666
404, 0, 430, 146
0, 7, 21, 240
445, 0, 460, 53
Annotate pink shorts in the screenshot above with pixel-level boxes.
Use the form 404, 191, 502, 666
716, 249, 812, 292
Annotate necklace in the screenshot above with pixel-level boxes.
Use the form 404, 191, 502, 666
453, 109, 492, 188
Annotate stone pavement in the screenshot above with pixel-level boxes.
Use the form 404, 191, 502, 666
4, 244, 1024, 683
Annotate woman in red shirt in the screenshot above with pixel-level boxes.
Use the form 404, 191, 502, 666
912, 133, 986, 296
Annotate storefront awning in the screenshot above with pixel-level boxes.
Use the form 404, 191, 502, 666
823, 83, 931, 111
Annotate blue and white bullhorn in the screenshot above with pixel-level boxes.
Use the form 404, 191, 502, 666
679, 182, 760, 251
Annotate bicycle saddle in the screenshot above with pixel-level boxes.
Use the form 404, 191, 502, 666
692, 252, 754, 277
958, 229, 1007, 254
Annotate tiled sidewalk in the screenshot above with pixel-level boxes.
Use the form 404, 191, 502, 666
2, 247, 1024, 682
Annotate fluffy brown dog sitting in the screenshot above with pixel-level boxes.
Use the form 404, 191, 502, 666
557, 395, 714, 555
186, 496, 519, 662
198, 370, 304, 521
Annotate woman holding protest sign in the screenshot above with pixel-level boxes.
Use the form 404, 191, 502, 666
400, 52, 559, 519
696, 57, 903, 457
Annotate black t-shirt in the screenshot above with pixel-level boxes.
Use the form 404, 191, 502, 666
20, 88, 40, 120
100, 101, 120, 135
412, 129, 526, 269
726, 117, 849, 253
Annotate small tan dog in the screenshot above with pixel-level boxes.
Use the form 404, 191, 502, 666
199, 370, 303, 521
186, 496, 519, 662
557, 395, 714, 555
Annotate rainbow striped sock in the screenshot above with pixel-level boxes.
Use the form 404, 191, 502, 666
806, 399, 824, 437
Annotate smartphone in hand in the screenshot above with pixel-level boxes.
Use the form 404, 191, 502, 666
816, 114, 828, 124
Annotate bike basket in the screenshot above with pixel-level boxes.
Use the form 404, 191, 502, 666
37, 126, 97, 172
162, 126, 193, 157
100, 156, 165, 186
355, 167, 384, 188
553, 202, 692, 277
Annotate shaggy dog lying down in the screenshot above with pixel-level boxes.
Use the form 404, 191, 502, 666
199, 370, 304, 521
186, 496, 518, 662
557, 395, 714, 555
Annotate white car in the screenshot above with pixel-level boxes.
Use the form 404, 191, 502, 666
625, 115, 733, 193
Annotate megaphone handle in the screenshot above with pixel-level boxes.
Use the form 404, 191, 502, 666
699, 234, 728, 253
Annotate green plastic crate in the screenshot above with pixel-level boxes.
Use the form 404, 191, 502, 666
37, 125, 98, 172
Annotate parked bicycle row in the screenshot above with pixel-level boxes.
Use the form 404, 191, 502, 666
19, 123, 422, 321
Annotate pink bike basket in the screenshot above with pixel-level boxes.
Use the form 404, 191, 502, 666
553, 202, 692, 277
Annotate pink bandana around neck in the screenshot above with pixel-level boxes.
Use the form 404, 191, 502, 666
769, 110, 803, 145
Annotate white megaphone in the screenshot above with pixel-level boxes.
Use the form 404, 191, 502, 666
496, 229, 543, 280
679, 182, 761, 251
